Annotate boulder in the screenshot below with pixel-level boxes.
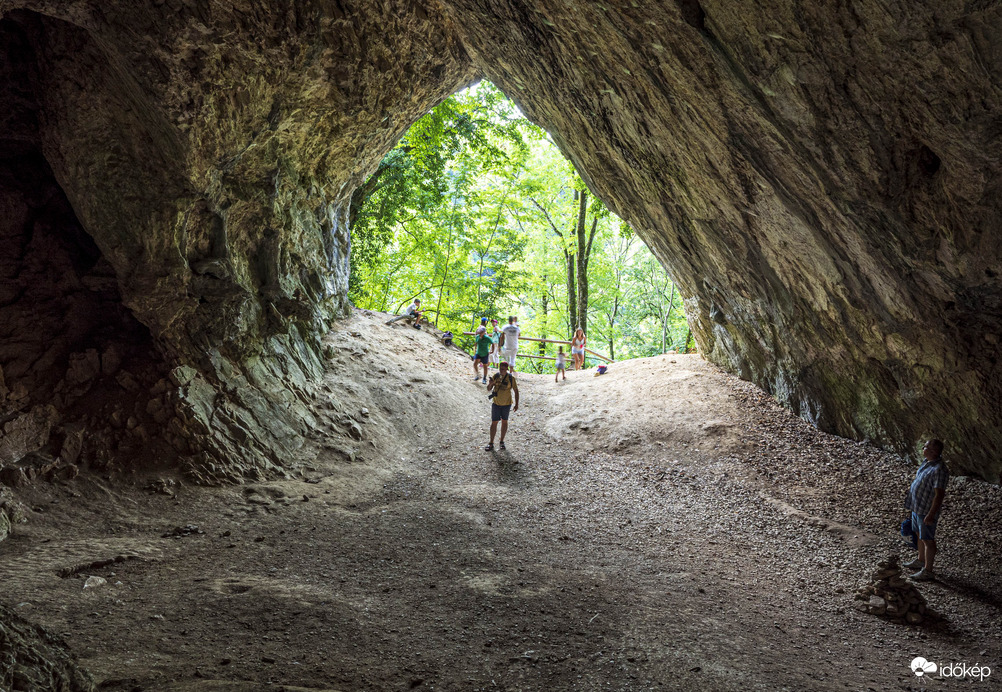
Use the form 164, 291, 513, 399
0, 465, 29, 488
0, 406, 58, 466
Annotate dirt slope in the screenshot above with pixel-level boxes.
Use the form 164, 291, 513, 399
1, 309, 1000, 691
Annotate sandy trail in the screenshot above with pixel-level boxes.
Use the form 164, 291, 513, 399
2, 310, 1000, 691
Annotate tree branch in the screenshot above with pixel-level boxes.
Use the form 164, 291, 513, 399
530, 197, 564, 239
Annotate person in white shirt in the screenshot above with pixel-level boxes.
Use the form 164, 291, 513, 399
554, 345, 567, 382
499, 315, 520, 371
405, 299, 423, 329
488, 318, 501, 366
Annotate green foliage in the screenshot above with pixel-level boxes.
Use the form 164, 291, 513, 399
350, 81, 692, 366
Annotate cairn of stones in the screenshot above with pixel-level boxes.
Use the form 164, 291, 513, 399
855, 555, 938, 625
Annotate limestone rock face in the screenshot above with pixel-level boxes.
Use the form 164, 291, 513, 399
0, 604, 94, 691
0, 1, 475, 480
0, 0, 998, 479
436, 0, 1002, 478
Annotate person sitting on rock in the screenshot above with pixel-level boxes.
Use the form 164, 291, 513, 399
903, 439, 949, 581
405, 299, 423, 329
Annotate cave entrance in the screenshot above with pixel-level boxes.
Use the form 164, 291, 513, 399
349, 81, 693, 370
0, 12, 165, 474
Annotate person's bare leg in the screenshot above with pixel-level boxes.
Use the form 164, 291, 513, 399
917, 539, 927, 567
923, 540, 937, 572
499, 419, 509, 444
489, 420, 498, 446
482, 362, 488, 379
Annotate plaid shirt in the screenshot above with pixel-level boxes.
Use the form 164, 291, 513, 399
905, 458, 949, 519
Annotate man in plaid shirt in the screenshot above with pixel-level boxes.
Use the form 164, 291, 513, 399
904, 439, 949, 581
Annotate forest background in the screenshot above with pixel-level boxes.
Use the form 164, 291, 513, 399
349, 82, 693, 370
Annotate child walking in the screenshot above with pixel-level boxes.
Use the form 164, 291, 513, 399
555, 346, 567, 382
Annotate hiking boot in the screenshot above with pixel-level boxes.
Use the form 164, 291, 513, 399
909, 568, 936, 582
482, 377, 487, 384
904, 558, 924, 571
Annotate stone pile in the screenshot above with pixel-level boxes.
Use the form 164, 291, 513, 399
855, 555, 937, 625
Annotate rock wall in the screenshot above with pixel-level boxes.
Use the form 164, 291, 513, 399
0, 0, 997, 480
0, 604, 94, 692
0, 15, 176, 484
0, 2, 475, 483
438, 0, 1002, 480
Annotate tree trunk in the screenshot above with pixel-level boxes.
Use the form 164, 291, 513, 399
607, 295, 619, 361
662, 282, 676, 353
575, 190, 588, 334
565, 249, 577, 337
434, 197, 459, 329
540, 276, 548, 356
574, 192, 600, 337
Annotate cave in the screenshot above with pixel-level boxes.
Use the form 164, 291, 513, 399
0, 1, 996, 482
0, 1, 1000, 686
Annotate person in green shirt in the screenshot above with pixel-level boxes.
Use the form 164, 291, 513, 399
473, 326, 491, 384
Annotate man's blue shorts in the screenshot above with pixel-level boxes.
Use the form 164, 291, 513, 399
911, 512, 937, 541
491, 403, 511, 421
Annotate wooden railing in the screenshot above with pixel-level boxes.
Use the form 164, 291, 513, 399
462, 332, 613, 363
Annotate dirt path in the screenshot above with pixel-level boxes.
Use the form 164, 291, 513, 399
2, 310, 1000, 691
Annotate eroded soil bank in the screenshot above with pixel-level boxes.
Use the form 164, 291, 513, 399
2, 311, 1000, 691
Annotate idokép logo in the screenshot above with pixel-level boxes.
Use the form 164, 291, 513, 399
911, 657, 936, 676
911, 656, 992, 682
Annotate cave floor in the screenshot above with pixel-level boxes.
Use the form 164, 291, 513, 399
2, 310, 1001, 691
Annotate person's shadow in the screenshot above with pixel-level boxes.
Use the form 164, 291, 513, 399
492, 450, 530, 488
934, 574, 1002, 611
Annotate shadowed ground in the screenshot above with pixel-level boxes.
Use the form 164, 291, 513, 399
1, 310, 999, 691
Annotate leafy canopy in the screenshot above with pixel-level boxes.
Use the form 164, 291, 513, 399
350, 81, 692, 368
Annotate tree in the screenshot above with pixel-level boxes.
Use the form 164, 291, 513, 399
349, 80, 691, 363
574, 191, 605, 334
632, 252, 681, 353
591, 222, 635, 360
